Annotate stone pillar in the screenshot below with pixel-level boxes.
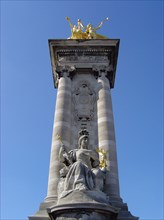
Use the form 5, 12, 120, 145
45, 65, 74, 202
96, 65, 120, 200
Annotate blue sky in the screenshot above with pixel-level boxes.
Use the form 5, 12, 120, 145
1, 1, 163, 220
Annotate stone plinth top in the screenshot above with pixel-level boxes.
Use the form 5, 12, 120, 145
47, 202, 119, 220
48, 39, 120, 88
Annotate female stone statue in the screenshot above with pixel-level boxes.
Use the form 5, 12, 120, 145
58, 130, 104, 198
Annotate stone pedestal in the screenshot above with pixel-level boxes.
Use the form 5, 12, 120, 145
29, 39, 139, 220
48, 203, 119, 220
47, 190, 120, 220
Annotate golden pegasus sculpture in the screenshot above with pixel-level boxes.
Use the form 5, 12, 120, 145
66, 17, 109, 39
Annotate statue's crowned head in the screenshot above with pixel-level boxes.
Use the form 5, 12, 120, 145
78, 129, 89, 149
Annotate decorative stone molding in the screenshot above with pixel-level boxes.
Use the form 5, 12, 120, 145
72, 80, 96, 123
57, 49, 111, 64
57, 48, 111, 55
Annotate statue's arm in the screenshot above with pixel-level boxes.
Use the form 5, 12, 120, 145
66, 17, 73, 29
59, 144, 72, 166
79, 21, 85, 30
94, 18, 109, 31
59, 144, 66, 163
91, 150, 100, 168
94, 21, 104, 31
68, 149, 76, 163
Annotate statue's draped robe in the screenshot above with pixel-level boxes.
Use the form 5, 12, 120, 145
60, 149, 99, 198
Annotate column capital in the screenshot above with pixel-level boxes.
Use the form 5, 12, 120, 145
56, 65, 75, 77
55, 65, 75, 87
92, 64, 113, 77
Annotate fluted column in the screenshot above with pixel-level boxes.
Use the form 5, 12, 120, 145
45, 65, 74, 202
96, 65, 120, 200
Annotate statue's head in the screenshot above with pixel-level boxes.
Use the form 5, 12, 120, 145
78, 129, 89, 149
78, 135, 89, 149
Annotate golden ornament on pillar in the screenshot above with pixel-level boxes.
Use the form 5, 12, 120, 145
66, 17, 109, 39
96, 148, 108, 170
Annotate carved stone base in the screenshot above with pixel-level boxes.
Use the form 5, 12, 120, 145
47, 202, 119, 220
47, 190, 119, 220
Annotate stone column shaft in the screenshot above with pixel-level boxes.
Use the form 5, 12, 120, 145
97, 71, 120, 199
46, 71, 72, 202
